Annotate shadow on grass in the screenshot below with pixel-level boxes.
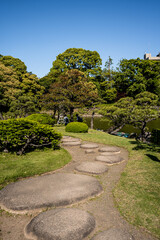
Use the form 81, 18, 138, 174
146, 154, 160, 163
129, 140, 160, 153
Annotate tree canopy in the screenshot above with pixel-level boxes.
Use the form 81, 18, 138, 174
0, 56, 44, 119
114, 58, 160, 99
40, 48, 102, 93
41, 69, 99, 119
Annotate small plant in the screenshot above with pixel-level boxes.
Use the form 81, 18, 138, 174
65, 122, 88, 133
25, 113, 56, 126
0, 119, 62, 155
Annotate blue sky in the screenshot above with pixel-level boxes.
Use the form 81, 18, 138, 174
1, 0, 160, 78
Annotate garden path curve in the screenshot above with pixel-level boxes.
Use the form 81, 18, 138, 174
0, 136, 158, 240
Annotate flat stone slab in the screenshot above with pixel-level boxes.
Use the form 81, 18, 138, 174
0, 173, 103, 212
62, 137, 80, 142
62, 141, 81, 146
100, 151, 119, 156
75, 162, 108, 174
92, 228, 134, 240
95, 155, 124, 164
81, 143, 99, 149
25, 208, 95, 240
85, 149, 95, 154
99, 146, 121, 153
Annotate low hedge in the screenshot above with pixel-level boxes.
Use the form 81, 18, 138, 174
0, 118, 62, 155
65, 122, 88, 133
25, 113, 56, 126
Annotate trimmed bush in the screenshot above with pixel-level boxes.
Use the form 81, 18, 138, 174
151, 129, 160, 144
25, 113, 56, 126
65, 122, 88, 133
0, 119, 62, 154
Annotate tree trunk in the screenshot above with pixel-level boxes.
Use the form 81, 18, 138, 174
91, 111, 95, 129
70, 107, 74, 122
108, 123, 125, 134
0, 112, 4, 120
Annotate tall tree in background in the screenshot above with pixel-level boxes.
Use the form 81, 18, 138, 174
0, 55, 44, 118
41, 69, 99, 120
100, 56, 117, 102
114, 58, 160, 99
40, 48, 102, 93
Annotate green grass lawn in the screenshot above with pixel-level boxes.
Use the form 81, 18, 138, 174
55, 127, 160, 238
0, 148, 71, 190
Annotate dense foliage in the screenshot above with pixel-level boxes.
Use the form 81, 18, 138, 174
0, 55, 44, 119
41, 69, 99, 120
0, 119, 62, 154
65, 122, 88, 133
26, 113, 56, 126
100, 92, 159, 141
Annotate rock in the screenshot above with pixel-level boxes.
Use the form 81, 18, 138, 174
81, 143, 99, 149
0, 173, 103, 212
75, 162, 108, 174
62, 141, 81, 146
99, 146, 121, 153
25, 208, 95, 240
85, 149, 95, 154
95, 155, 124, 164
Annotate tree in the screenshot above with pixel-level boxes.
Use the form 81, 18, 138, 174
100, 92, 159, 141
100, 56, 117, 102
0, 55, 27, 75
41, 48, 102, 93
114, 58, 160, 99
0, 56, 44, 119
41, 69, 99, 120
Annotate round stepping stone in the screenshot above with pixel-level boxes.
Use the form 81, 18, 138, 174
0, 173, 103, 212
91, 228, 134, 240
85, 149, 95, 154
99, 146, 121, 153
100, 151, 119, 156
95, 155, 124, 164
62, 137, 80, 142
81, 143, 99, 149
25, 208, 95, 240
62, 141, 81, 146
75, 162, 108, 174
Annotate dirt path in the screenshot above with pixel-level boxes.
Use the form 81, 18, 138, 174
0, 139, 158, 240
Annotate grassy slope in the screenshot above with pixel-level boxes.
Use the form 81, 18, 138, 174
0, 148, 71, 190
55, 127, 160, 238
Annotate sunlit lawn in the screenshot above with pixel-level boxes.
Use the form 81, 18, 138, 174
0, 148, 71, 190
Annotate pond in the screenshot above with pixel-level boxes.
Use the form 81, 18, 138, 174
84, 116, 160, 134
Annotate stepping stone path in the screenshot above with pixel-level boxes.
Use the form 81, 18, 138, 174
25, 208, 95, 240
62, 137, 81, 146
99, 146, 121, 153
81, 143, 99, 149
92, 228, 134, 240
75, 162, 108, 174
0, 173, 102, 212
0, 136, 156, 240
95, 155, 124, 164
85, 149, 95, 154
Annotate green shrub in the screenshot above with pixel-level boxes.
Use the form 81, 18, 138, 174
151, 129, 160, 144
65, 122, 88, 133
0, 119, 62, 154
25, 113, 56, 126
